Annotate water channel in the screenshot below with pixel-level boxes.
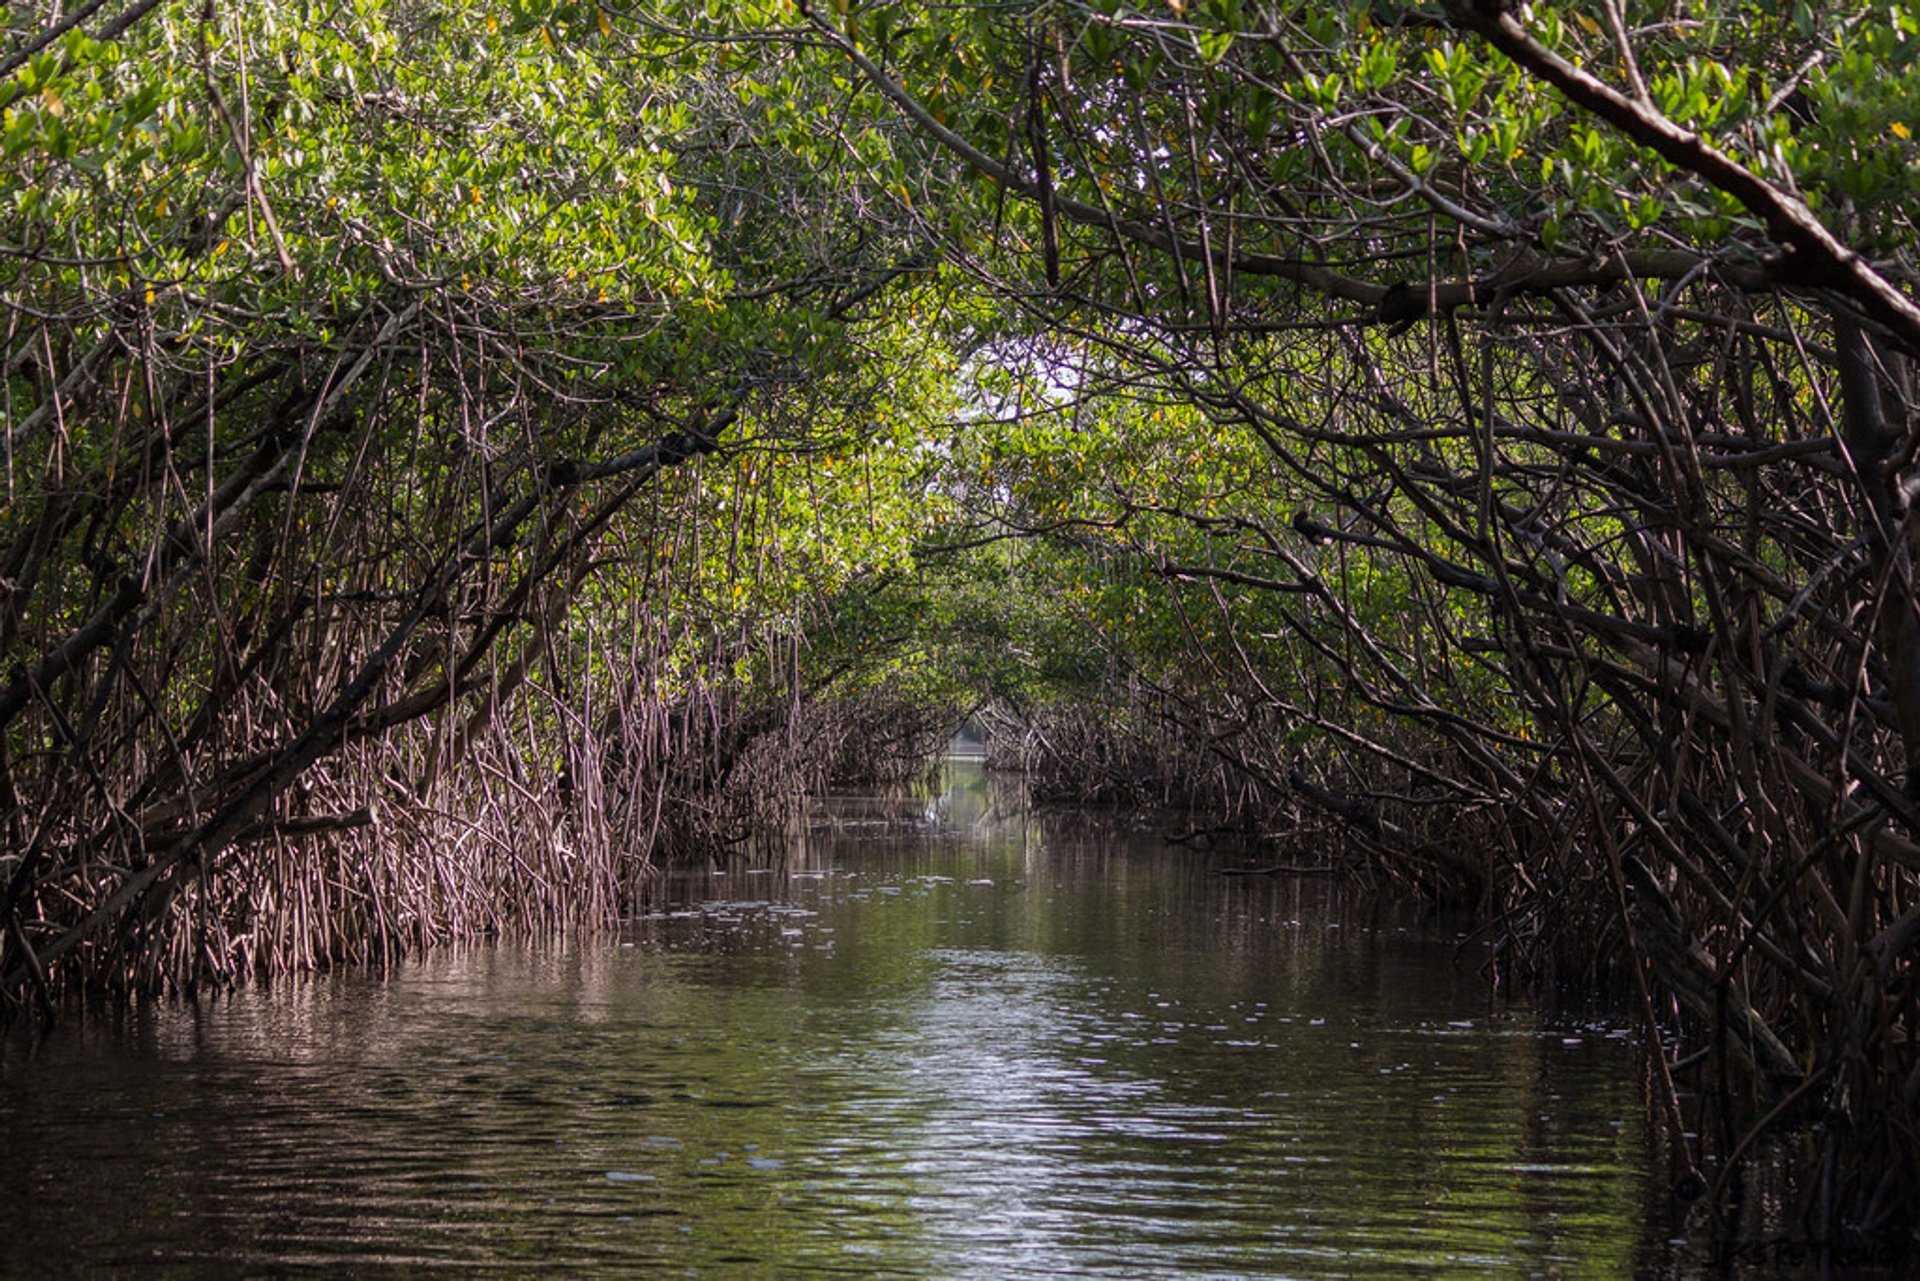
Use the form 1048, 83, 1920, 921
4, 761, 1756, 1276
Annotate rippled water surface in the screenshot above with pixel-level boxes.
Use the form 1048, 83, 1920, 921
5, 763, 1694, 1276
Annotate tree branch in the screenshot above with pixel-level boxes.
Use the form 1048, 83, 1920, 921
1448, 0, 1920, 355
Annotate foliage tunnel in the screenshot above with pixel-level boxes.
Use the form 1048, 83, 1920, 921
4, 0, 1920, 1254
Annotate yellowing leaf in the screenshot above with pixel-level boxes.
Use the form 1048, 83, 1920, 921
1894, 121, 1913, 140
1574, 12, 1602, 34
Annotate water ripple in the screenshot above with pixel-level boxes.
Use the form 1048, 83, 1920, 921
1, 768, 1694, 1277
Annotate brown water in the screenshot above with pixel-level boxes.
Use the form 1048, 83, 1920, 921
0, 762, 1755, 1276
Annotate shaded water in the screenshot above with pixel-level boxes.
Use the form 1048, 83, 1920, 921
3, 762, 1731, 1276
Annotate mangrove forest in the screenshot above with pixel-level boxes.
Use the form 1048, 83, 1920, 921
4, 0, 1920, 1265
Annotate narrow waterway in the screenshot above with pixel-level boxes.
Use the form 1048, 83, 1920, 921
5, 761, 1719, 1276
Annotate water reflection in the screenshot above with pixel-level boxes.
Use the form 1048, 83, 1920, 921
3, 761, 1727, 1276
